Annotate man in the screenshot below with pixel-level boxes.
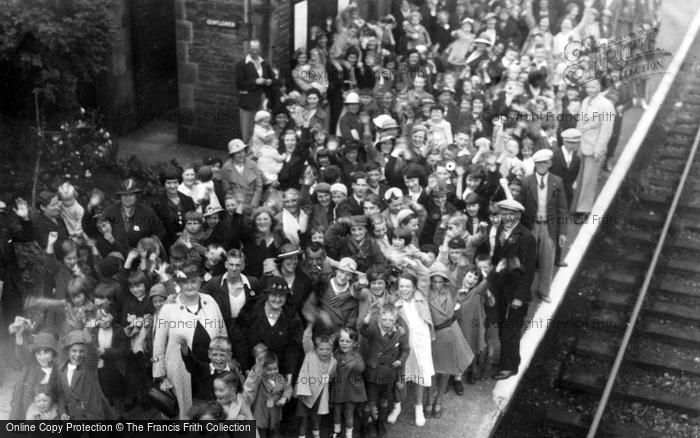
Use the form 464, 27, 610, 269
551, 128, 582, 209
275, 189, 309, 247
327, 215, 388, 272
221, 139, 264, 208
300, 242, 334, 286
235, 40, 275, 142
381, 187, 404, 235
94, 178, 166, 249
489, 199, 536, 380
521, 149, 568, 302
572, 78, 616, 216
364, 161, 389, 201
346, 171, 369, 215
202, 249, 260, 365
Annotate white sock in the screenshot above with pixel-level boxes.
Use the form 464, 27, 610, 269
345, 428, 353, 438
334, 424, 341, 433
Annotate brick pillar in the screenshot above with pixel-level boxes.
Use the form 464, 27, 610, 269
176, 0, 246, 149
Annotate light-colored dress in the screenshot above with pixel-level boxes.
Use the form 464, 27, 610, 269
400, 298, 434, 386
152, 293, 227, 419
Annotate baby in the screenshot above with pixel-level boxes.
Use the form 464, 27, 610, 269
253, 110, 287, 185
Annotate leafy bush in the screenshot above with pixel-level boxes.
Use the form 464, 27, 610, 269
0, 0, 113, 117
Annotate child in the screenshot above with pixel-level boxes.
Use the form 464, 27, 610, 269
182, 336, 243, 403
90, 303, 131, 410
214, 371, 254, 420
9, 330, 59, 420
446, 18, 475, 68
330, 327, 366, 438
57, 182, 84, 241
189, 399, 225, 420
425, 105, 453, 148
122, 270, 154, 409
203, 243, 226, 282
25, 277, 97, 337
475, 255, 498, 380
243, 352, 293, 438
25, 384, 59, 420
358, 304, 409, 438
295, 334, 337, 438
56, 330, 114, 420
173, 212, 208, 263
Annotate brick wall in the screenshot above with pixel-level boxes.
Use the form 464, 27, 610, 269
176, 0, 294, 150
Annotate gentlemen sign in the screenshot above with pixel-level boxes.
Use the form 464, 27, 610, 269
205, 18, 238, 28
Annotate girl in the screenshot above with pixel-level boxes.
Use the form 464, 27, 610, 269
214, 371, 254, 420
122, 271, 154, 409
25, 277, 97, 337
124, 236, 166, 279
25, 384, 59, 420
456, 266, 493, 383
295, 334, 337, 438
445, 18, 475, 69
330, 327, 366, 438
393, 273, 433, 427
10, 330, 58, 420
425, 263, 474, 415
91, 303, 130, 410
57, 182, 84, 241
174, 211, 209, 261
243, 352, 293, 438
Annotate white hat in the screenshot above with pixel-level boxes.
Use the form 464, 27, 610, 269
337, 257, 358, 273
254, 110, 271, 123
373, 114, 398, 130
497, 199, 525, 212
384, 187, 403, 201
397, 208, 416, 225
415, 44, 428, 53
227, 138, 247, 155
473, 37, 493, 46
330, 183, 348, 195
57, 182, 77, 200
474, 137, 491, 149
344, 92, 360, 104
532, 149, 554, 163
561, 128, 583, 142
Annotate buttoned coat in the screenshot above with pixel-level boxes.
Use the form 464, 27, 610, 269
521, 172, 569, 240
489, 223, 537, 304
221, 158, 264, 207
550, 147, 581, 206
235, 57, 275, 111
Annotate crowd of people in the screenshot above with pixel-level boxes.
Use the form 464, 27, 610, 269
0, 0, 661, 436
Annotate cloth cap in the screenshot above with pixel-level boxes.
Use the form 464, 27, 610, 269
64, 330, 92, 349
497, 199, 525, 212
428, 262, 450, 281
330, 183, 348, 195
170, 243, 188, 259
149, 283, 168, 299
448, 236, 467, 249
227, 138, 247, 155
116, 178, 142, 195
336, 257, 358, 274
396, 208, 416, 225
561, 128, 582, 142
532, 149, 554, 162
315, 182, 331, 194
349, 215, 367, 227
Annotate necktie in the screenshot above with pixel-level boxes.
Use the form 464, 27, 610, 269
539, 175, 545, 190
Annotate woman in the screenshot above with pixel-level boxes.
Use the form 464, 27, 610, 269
393, 272, 433, 427
426, 263, 473, 414
406, 76, 431, 109
309, 183, 334, 231
278, 129, 309, 192
33, 191, 69, 250
152, 263, 227, 419
241, 207, 285, 279
178, 164, 198, 198
152, 166, 196, 248
240, 276, 304, 382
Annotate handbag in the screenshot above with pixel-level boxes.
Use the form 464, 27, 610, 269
147, 386, 179, 418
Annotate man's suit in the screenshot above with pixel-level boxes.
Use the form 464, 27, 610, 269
489, 223, 536, 373
550, 147, 581, 208
521, 172, 568, 297
235, 56, 275, 142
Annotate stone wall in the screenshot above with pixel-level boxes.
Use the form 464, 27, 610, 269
176, 0, 293, 150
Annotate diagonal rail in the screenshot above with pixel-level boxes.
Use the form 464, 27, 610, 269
586, 120, 700, 438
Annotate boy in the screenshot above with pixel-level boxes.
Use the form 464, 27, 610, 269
244, 352, 293, 438
358, 304, 409, 438
181, 336, 243, 403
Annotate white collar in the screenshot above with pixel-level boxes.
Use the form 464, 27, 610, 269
67, 363, 77, 371
210, 363, 231, 375
221, 274, 251, 289
246, 54, 263, 64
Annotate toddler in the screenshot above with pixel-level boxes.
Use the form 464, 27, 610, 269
243, 351, 293, 438
295, 334, 337, 438
25, 384, 59, 420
